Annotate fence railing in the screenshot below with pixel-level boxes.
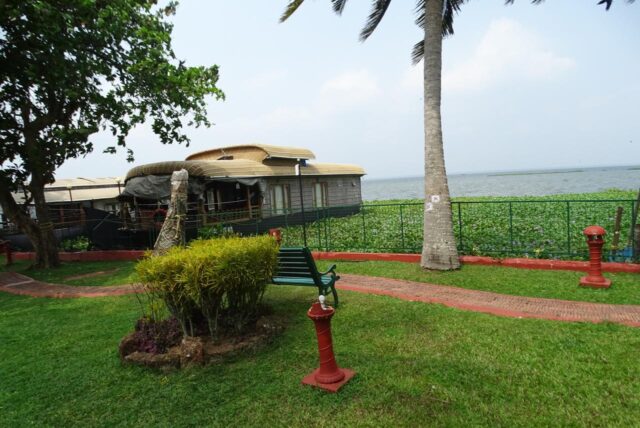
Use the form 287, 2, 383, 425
2, 199, 637, 261
271, 199, 638, 261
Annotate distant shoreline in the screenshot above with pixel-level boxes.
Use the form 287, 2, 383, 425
361, 166, 640, 201
363, 164, 640, 182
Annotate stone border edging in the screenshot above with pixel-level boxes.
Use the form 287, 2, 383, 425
312, 252, 640, 274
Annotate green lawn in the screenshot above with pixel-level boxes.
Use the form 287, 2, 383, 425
320, 259, 640, 305
0, 258, 137, 286
1, 287, 640, 426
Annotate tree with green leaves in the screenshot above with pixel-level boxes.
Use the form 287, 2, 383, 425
0, 0, 224, 268
281, 0, 633, 270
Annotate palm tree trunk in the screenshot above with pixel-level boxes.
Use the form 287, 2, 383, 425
420, 0, 460, 270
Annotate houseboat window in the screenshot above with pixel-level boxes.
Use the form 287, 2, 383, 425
313, 182, 328, 208
271, 184, 290, 214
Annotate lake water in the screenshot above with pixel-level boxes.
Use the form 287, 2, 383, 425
361, 165, 640, 201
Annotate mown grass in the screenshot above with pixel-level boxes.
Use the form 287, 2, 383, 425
281, 189, 638, 260
1, 287, 640, 427
2, 256, 638, 305
319, 259, 640, 305
0, 258, 137, 286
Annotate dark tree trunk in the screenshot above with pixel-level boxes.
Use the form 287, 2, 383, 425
0, 180, 60, 268
29, 177, 61, 268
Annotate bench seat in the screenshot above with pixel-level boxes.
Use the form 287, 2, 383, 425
272, 247, 340, 306
272, 275, 335, 286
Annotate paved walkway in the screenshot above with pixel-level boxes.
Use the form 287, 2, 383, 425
338, 274, 640, 328
0, 272, 139, 298
2, 271, 640, 327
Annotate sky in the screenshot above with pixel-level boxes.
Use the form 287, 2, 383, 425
56, 0, 640, 181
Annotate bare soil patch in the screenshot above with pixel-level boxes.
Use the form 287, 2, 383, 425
119, 314, 286, 371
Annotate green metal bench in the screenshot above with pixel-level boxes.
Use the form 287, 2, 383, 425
272, 247, 340, 307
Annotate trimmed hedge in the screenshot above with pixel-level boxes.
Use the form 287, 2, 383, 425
136, 236, 278, 337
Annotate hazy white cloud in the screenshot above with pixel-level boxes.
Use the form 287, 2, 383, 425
238, 69, 381, 133
443, 18, 575, 92
319, 69, 381, 108
246, 106, 313, 130
243, 69, 288, 90
401, 19, 575, 93
401, 60, 422, 91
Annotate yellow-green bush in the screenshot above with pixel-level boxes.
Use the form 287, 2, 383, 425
136, 236, 278, 337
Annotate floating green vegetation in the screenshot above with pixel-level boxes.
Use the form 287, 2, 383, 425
282, 190, 637, 260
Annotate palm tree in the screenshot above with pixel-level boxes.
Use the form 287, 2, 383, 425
281, 0, 633, 270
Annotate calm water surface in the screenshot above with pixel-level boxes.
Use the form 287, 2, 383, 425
362, 166, 640, 201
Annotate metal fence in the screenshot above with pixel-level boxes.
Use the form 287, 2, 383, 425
2, 198, 637, 261
269, 199, 638, 261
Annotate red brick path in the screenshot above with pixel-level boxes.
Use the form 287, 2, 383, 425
338, 274, 640, 328
2, 271, 640, 328
0, 272, 139, 298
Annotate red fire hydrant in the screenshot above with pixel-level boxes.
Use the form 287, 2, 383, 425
268, 228, 282, 245
579, 225, 611, 288
302, 297, 355, 393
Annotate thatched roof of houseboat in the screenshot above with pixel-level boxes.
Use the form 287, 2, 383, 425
13, 177, 123, 204
185, 144, 315, 162
124, 159, 364, 181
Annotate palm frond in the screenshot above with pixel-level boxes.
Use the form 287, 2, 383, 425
413, 0, 467, 64
360, 0, 392, 41
331, 0, 349, 14
411, 40, 424, 65
442, 0, 467, 37
280, 0, 305, 22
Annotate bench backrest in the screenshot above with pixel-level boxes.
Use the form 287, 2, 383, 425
276, 247, 321, 284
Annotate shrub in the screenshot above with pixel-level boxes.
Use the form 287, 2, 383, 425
59, 236, 90, 252
136, 236, 279, 338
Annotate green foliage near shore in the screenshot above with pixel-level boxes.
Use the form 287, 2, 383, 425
2, 288, 640, 426
282, 190, 638, 259
136, 236, 278, 336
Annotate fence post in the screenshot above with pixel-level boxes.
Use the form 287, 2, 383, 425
316, 208, 321, 250
457, 203, 463, 253
361, 206, 366, 251
632, 200, 637, 261
323, 207, 329, 252
399, 204, 405, 252
566, 201, 571, 257
509, 202, 514, 255
326, 207, 331, 252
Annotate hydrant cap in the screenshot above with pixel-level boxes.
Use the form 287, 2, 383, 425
308, 301, 334, 317
583, 225, 606, 237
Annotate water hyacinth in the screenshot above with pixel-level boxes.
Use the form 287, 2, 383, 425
280, 190, 636, 260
